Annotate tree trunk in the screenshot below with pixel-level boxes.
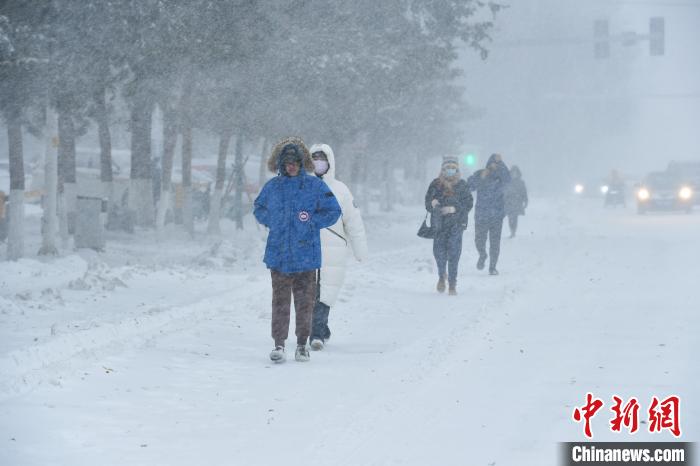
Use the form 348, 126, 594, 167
129, 97, 155, 227
233, 134, 244, 230
179, 76, 195, 237
39, 107, 59, 256
207, 130, 231, 236
380, 158, 393, 212
156, 102, 178, 231
350, 149, 369, 214
181, 124, 194, 237
6, 111, 25, 261
94, 86, 115, 209
258, 137, 268, 189
57, 103, 77, 244
414, 151, 428, 204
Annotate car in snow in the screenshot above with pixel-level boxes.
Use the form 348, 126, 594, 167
666, 160, 700, 205
636, 171, 694, 214
572, 178, 607, 198
573, 176, 627, 205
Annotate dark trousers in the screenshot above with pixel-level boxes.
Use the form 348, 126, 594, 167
475, 217, 504, 271
507, 214, 518, 236
270, 269, 317, 347
311, 301, 331, 341
433, 226, 464, 286
311, 272, 332, 341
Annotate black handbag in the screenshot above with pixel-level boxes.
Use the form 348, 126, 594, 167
417, 212, 435, 239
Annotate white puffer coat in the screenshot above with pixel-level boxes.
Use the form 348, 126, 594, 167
309, 144, 368, 307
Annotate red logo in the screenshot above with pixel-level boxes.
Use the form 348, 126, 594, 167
648, 395, 681, 437
610, 395, 640, 434
573, 393, 604, 438
572, 393, 682, 438
298, 211, 310, 222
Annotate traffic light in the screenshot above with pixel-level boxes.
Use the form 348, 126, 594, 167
650, 17, 664, 56
463, 153, 477, 167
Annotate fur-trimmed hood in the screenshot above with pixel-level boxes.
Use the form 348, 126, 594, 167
267, 136, 314, 174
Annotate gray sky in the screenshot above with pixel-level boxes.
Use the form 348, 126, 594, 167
459, 0, 700, 192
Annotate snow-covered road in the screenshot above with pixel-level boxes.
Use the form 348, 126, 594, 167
1, 198, 698, 466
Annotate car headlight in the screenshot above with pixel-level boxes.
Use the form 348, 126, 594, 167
575, 184, 584, 194
679, 186, 693, 200
601, 185, 609, 194
637, 188, 650, 201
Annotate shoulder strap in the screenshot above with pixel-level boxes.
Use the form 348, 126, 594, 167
325, 227, 348, 245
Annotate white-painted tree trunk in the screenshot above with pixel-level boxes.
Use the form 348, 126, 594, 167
39, 109, 59, 255
101, 180, 115, 232
155, 111, 177, 233
7, 189, 24, 260
58, 182, 77, 248
129, 178, 155, 227
102, 181, 116, 210
155, 190, 170, 232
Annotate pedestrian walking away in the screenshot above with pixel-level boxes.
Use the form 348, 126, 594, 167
425, 156, 473, 295
504, 165, 528, 238
253, 137, 342, 363
467, 153, 511, 275
308, 143, 368, 351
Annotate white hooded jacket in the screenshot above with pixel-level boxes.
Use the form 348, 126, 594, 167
309, 143, 368, 306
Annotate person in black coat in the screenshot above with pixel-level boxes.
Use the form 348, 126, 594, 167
424, 156, 473, 295
466, 153, 511, 275
504, 165, 528, 238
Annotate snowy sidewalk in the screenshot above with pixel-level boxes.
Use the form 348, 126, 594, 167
1, 200, 698, 466
0, 223, 268, 400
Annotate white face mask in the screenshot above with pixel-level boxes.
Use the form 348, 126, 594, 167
444, 167, 457, 177
313, 159, 329, 175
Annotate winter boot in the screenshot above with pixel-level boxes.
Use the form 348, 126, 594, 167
436, 276, 446, 293
448, 284, 457, 296
310, 338, 325, 351
270, 346, 286, 363
489, 268, 499, 276
477, 255, 487, 270
295, 345, 310, 362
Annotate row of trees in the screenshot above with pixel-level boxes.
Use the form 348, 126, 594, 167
0, 0, 501, 261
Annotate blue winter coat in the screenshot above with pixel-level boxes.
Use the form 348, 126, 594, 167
254, 173, 341, 274
467, 157, 511, 223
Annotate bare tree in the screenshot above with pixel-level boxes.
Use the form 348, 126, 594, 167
128, 94, 155, 227
207, 129, 232, 236
57, 98, 77, 244
6, 102, 24, 260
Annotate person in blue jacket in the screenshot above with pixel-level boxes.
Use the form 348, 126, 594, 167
466, 153, 511, 275
254, 137, 341, 363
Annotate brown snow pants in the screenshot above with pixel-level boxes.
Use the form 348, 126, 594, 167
270, 269, 317, 347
